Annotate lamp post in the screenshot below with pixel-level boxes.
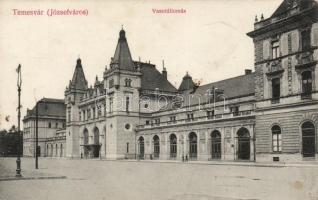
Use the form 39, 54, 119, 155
16, 64, 22, 177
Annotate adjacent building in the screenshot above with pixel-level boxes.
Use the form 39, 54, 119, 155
23, 98, 66, 157
247, 0, 318, 162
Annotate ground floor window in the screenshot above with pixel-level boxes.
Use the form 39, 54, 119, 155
211, 130, 221, 159
272, 125, 282, 152
302, 121, 316, 157
153, 135, 160, 159
169, 134, 177, 159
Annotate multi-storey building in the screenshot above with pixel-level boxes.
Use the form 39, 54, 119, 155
23, 0, 318, 163
64, 27, 256, 161
23, 98, 66, 157
247, 0, 318, 162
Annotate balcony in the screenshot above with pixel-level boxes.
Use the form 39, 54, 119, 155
295, 51, 317, 71
266, 60, 284, 77
136, 110, 254, 130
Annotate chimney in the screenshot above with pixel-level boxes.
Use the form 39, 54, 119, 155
162, 60, 167, 79
245, 69, 252, 75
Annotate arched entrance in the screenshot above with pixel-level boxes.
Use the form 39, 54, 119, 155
169, 134, 177, 159
153, 135, 160, 159
93, 127, 100, 158
138, 137, 144, 159
83, 128, 89, 158
237, 127, 250, 160
211, 130, 221, 159
189, 132, 197, 160
302, 121, 315, 157
60, 144, 63, 157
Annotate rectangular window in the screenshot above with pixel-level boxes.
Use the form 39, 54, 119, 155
272, 133, 282, 152
109, 98, 113, 113
87, 109, 91, 119
187, 113, 194, 121
109, 79, 114, 88
272, 41, 279, 59
272, 78, 280, 101
126, 142, 129, 153
83, 110, 86, 121
97, 105, 102, 117
301, 29, 311, 51
126, 97, 130, 112
207, 110, 215, 119
231, 106, 239, 116
55, 122, 58, 128
48, 122, 51, 128
154, 118, 160, 125
67, 110, 71, 122
92, 107, 96, 119
170, 116, 176, 123
79, 111, 82, 121
145, 120, 150, 125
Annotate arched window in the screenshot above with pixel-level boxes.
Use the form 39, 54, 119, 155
60, 144, 63, 157
125, 78, 132, 87
272, 125, 282, 152
153, 135, 160, 159
302, 121, 315, 157
55, 144, 58, 157
189, 132, 197, 160
138, 137, 144, 159
301, 71, 312, 96
211, 130, 221, 159
169, 134, 177, 159
93, 127, 99, 144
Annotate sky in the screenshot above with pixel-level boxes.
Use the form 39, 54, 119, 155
0, 0, 283, 130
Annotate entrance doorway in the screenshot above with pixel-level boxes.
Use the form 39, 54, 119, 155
189, 132, 197, 160
237, 128, 250, 160
211, 130, 221, 159
138, 137, 144, 159
153, 135, 160, 159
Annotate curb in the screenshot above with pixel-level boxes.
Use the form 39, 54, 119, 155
0, 176, 67, 182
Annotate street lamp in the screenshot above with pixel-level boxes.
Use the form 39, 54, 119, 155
16, 64, 22, 177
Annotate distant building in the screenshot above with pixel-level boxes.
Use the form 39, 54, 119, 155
22, 98, 66, 157
247, 0, 318, 161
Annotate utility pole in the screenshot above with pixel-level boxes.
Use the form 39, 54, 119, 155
35, 101, 39, 169
16, 64, 22, 177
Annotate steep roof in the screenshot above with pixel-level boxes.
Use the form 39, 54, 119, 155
24, 98, 66, 120
136, 62, 178, 93
70, 58, 88, 90
178, 72, 196, 92
110, 29, 135, 71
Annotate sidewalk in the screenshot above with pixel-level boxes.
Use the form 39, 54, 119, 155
0, 164, 66, 182
95, 158, 318, 168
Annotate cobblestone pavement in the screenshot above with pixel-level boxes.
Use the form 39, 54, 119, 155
0, 157, 317, 200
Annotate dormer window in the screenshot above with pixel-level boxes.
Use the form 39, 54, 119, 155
272, 41, 279, 59
125, 78, 132, 87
